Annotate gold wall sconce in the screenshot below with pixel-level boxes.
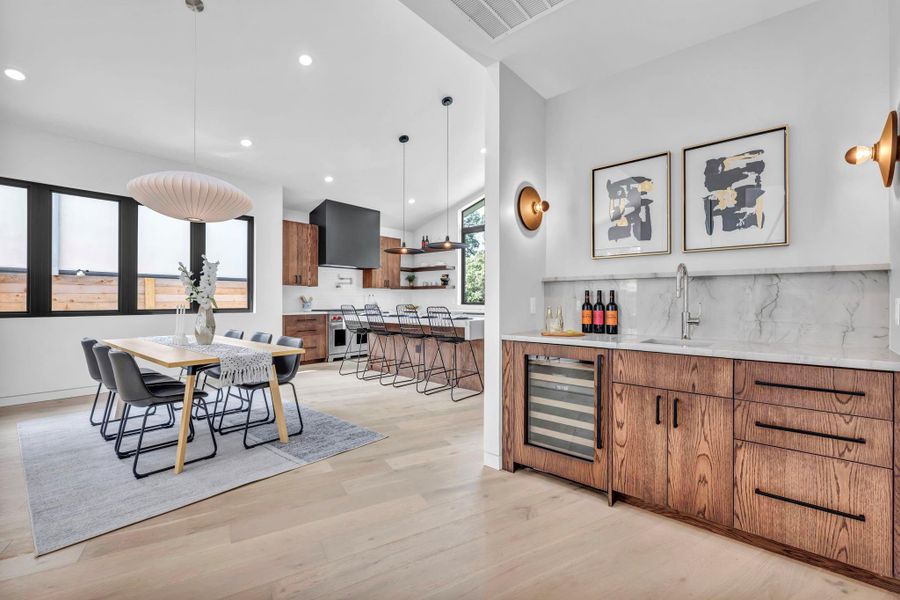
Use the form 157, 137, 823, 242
845, 110, 899, 187
518, 186, 550, 231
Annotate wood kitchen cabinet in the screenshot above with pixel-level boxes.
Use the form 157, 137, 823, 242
362, 236, 400, 289
282, 314, 327, 362
503, 341, 609, 491
282, 220, 319, 287
611, 383, 667, 505
611, 385, 733, 525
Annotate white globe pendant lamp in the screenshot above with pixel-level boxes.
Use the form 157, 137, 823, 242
127, 0, 252, 223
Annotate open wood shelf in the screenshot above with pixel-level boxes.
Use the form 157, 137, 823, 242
400, 265, 455, 273
403, 285, 455, 290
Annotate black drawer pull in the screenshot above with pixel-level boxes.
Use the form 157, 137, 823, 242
672, 397, 678, 429
595, 356, 603, 450
754, 380, 865, 397
655, 395, 661, 425
754, 421, 866, 445
754, 488, 865, 522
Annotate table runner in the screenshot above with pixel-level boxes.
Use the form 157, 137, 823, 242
148, 336, 272, 385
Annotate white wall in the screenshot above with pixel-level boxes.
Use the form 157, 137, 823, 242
545, 0, 891, 279
0, 120, 283, 405
483, 63, 548, 469
890, 0, 900, 352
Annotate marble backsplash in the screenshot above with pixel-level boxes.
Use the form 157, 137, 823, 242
544, 270, 889, 349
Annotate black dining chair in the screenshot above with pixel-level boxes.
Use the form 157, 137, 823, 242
421, 306, 483, 402
214, 336, 304, 449
109, 350, 217, 479
82, 337, 171, 426
92, 343, 178, 441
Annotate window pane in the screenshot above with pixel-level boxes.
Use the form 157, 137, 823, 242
137, 205, 191, 310
0, 184, 28, 312
51, 192, 119, 311
462, 199, 484, 227
463, 230, 485, 304
205, 219, 249, 309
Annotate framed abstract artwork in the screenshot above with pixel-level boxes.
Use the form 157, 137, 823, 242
591, 152, 670, 259
682, 126, 789, 252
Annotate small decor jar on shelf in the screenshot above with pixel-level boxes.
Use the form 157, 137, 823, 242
440, 273, 450, 287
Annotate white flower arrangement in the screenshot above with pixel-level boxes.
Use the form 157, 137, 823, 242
178, 255, 219, 309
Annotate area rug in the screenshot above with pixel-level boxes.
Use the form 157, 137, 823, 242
17, 402, 385, 556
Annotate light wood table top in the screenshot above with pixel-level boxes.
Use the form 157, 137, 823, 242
102, 335, 305, 369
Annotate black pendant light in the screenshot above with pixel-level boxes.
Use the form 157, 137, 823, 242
385, 135, 423, 255
427, 96, 466, 250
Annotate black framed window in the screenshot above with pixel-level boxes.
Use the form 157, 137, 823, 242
0, 176, 254, 317
0, 181, 29, 314
460, 198, 485, 305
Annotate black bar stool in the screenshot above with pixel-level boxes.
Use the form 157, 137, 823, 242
422, 306, 483, 402
340, 305, 371, 377
364, 303, 403, 386
394, 304, 428, 388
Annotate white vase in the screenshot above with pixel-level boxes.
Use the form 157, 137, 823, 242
194, 304, 216, 345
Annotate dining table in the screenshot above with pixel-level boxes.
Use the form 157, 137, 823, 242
102, 335, 305, 474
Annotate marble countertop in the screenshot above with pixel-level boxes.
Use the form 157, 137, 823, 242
502, 331, 900, 371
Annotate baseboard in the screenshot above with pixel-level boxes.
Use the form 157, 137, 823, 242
0, 385, 97, 408
483, 451, 501, 470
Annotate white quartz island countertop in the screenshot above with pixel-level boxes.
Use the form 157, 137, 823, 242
502, 331, 900, 372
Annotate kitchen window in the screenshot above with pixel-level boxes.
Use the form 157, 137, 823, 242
460, 198, 485, 305
0, 176, 253, 317
0, 182, 29, 313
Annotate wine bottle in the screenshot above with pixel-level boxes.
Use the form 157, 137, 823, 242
605, 290, 619, 335
592, 290, 605, 334
581, 290, 592, 333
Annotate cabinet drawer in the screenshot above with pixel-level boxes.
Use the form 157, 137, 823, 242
734, 401, 892, 468
734, 441, 891, 576
612, 350, 732, 398
297, 333, 326, 360
734, 360, 892, 420
283, 315, 325, 334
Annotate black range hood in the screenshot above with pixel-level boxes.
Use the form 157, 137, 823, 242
309, 199, 381, 269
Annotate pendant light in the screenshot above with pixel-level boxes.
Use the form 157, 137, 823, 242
385, 135, 423, 255
126, 0, 252, 223
427, 96, 466, 250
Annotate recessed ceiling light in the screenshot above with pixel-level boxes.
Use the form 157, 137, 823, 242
240, 138, 253, 148
298, 54, 313, 66
480, 147, 486, 154
324, 175, 334, 183
408, 198, 415, 204
4, 68, 26, 81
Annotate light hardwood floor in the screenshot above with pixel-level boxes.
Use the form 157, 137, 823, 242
0, 362, 892, 599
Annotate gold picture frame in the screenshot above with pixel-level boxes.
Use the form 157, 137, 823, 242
590, 151, 671, 260
682, 125, 789, 253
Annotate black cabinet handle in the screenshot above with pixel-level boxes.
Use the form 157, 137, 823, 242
672, 398, 679, 428
754, 488, 865, 522
595, 355, 603, 449
754, 380, 865, 397
754, 421, 866, 444
655, 395, 661, 425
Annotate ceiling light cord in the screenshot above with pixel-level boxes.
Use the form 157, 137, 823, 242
192, 10, 198, 168
402, 140, 407, 240
445, 99, 450, 236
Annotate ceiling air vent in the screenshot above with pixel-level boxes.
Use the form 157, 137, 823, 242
449, 0, 572, 40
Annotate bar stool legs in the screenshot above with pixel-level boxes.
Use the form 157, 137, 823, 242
420, 338, 483, 402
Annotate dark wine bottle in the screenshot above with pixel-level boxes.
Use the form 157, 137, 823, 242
581, 290, 592, 333
592, 290, 605, 334
605, 290, 619, 335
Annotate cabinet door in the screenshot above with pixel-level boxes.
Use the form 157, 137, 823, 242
282, 220, 300, 285
303, 224, 319, 287
383, 236, 400, 288
612, 383, 667, 505
667, 392, 733, 525
510, 342, 608, 490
